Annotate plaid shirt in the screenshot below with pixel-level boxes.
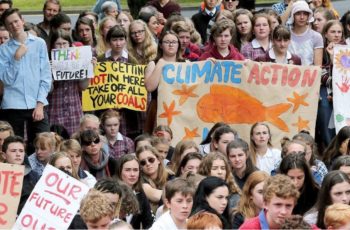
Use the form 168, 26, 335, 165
48, 80, 83, 136
241, 39, 272, 61
107, 132, 135, 159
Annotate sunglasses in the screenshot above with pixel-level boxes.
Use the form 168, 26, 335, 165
140, 157, 156, 166
81, 138, 100, 146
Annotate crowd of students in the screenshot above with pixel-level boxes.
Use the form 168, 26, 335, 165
1, 0, 350, 229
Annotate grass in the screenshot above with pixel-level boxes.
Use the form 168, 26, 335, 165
14, 0, 279, 11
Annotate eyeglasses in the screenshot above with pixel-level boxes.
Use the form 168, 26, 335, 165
130, 30, 145, 36
140, 157, 156, 166
81, 138, 100, 146
162, 40, 178, 46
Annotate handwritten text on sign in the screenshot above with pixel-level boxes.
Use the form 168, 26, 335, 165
0, 163, 24, 229
156, 60, 321, 147
51, 46, 93, 80
82, 61, 147, 111
14, 165, 89, 230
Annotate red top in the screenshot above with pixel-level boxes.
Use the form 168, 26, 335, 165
199, 44, 245, 61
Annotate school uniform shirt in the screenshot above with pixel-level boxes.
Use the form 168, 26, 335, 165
149, 211, 178, 230
256, 148, 281, 175
255, 49, 302, 65
199, 44, 245, 61
241, 39, 272, 61
107, 132, 134, 159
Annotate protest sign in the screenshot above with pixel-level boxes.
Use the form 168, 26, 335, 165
51, 46, 93, 80
0, 163, 24, 229
82, 61, 147, 112
156, 59, 322, 147
332, 45, 350, 133
13, 165, 89, 230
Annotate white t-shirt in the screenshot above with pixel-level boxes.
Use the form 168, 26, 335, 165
256, 148, 281, 175
289, 27, 323, 65
150, 211, 178, 230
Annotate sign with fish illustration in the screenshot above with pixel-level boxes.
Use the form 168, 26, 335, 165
332, 45, 350, 133
156, 59, 321, 146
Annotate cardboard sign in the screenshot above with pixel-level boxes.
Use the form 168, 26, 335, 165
0, 163, 24, 228
51, 46, 93, 80
82, 61, 147, 112
156, 59, 322, 147
13, 165, 89, 230
332, 45, 350, 132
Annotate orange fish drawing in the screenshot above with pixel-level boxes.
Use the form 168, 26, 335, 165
196, 84, 292, 132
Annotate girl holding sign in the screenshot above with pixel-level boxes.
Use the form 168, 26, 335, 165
48, 29, 88, 136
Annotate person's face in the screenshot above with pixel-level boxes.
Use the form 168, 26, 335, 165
44, 2, 60, 22
254, 17, 270, 40
4, 142, 25, 165
210, 159, 227, 180
0, 30, 10, 45
250, 181, 265, 210
161, 34, 179, 57
54, 37, 70, 49
4, 13, 25, 37
313, 12, 327, 33
78, 24, 93, 44
67, 151, 81, 172
36, 145, 53, 163
264, 196, 295, 228
86, 216, 112, 230
181, 147, 198, 160
236, 14, 252, 36
251, 125, 270, 148
223, 0, 239, 11
312, 0, 323, 7
294, 11, 310, 27
103, 117, 120, 139
273, 38, 290, 55
214, 132, 235, 154
206, 185, 229, 214
121, 159, 140, 187
166, 192, 193, 222
55, 156, 73, 175
81, 119, 100, 133
287, 168, 305, 191
154, 131, 172, 143
154, 143, 169, 160
269, 16, 279, 30
102, 19, 117, 38
339, 166, 350, 179
136, 140, 151, 149
325, 24, 343, 44
138, 150, 160, 177
330, 181, 350, 204
0, 3, 10, 16
0, 130, 11, 149
213, 28, 232, 51
105, 7, 118, 18
148, 16, 160, 35
181, 158, 201, 175
205, 0, 218, 10
82, 137, 102, 156
117, 13, 131, 32
286, 143, 305, 155
110, 37, 126, 54
228, 147, 247, 171
58, 22, 72, 33
130, 23, 145, 44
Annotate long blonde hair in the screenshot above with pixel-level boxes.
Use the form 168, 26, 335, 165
127, 20, 157, 64
233, 171, 269, 219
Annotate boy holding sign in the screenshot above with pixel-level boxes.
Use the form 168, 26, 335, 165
2, 136, 40, 214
